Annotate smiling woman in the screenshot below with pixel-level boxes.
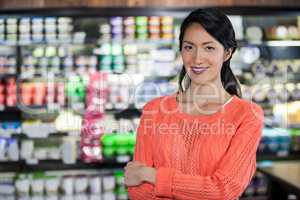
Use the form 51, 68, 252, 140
125, 8, 264, 200
181, 24, 232, 85
178, 9, 241, 98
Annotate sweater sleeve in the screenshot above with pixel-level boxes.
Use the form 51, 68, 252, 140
127, 101, 168, 200
154, 105, 264, 200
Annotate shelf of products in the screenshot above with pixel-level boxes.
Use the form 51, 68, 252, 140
0, 170, 269, 200
0, 160, 126, 172
0, 119, 138, 164
1, 6, 300, 200
0, 169, 128, 199
0, 169, 270, 200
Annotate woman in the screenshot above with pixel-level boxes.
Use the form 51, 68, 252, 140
124, 8, 264, 200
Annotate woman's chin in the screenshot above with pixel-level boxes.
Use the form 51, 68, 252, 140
190, 76, 218, 87
190, 78, 209, 85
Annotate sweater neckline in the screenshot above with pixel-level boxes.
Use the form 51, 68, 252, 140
171, 93, 237, 120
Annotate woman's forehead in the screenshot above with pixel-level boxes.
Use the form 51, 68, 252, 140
183, 25, 219, 46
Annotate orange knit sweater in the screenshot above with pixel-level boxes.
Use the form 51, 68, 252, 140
127, 94, 264, 200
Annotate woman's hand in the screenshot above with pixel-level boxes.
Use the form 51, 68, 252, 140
124, 161, 157, 187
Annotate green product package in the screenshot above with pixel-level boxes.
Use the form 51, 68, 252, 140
114, 170, 124, 185
101, 134, 116, 147
114, 134, 128, 146
115, 146, 128, 155
290, 128, 300, 136
135, 17, 148, 26
103, 147, 115, 158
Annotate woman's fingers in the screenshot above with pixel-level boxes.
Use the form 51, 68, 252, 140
124, 161, 144, 170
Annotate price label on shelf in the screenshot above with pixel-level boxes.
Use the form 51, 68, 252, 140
116, 155, 130, 163
25, 158, 38, 165
72, 102, 84, 111
47, 103, 60, 111
277, 151, 288, 157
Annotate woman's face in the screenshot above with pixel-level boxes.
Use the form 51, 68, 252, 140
181, 23, 231, 86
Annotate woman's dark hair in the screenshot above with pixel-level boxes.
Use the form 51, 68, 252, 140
178, 8, 242, 97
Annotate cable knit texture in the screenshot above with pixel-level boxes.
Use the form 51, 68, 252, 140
127, 94, 264, 200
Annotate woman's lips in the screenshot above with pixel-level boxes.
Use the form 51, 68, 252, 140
190, 66, 209, 74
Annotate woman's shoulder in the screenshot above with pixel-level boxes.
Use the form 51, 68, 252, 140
232, 95, 264, 123
142, 94, 176, 113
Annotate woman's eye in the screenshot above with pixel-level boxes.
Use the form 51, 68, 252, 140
183, 45, 193, 51
205, 46, 215, 51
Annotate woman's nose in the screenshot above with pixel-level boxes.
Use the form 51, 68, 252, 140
194, 49, 204, 64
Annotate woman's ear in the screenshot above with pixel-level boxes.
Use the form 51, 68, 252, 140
223, 48, 232, 62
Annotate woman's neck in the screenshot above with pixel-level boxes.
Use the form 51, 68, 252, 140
184, 80, 232, 105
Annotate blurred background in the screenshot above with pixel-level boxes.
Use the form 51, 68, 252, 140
1, 0, 300, 200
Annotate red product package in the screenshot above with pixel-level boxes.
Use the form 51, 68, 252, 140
80, 72, 109, 162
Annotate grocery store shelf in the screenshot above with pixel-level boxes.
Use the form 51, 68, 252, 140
0, 104, 141, 114
0, 159, 127, 172
0, 41, 97, 47
0, 155, 298, 172
0, 106, 20, 112
8, 132, 71, 139
288, 124, 300, 129
257, 154, 300, 162
257, 40, 300, 47
18, 73, 177, 82
238, 40, 300, 47
256, 101, 297, 108
19, 106, 142, 119
19, 76, 66, 82
0, 107, 21, 121
240, 196, 268, 200
238, 74, 300, 87
2, 6, 300, 17
95, 39, 176, 47
0, 38, 176, 47
0, 73, 17, 78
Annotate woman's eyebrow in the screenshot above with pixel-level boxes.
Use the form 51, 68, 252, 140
202, 41, 214, 45
183, 40, 215, 45
183, 40, 195, 45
